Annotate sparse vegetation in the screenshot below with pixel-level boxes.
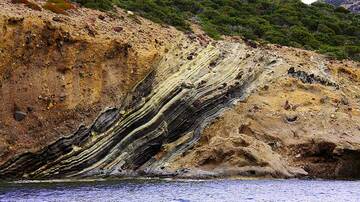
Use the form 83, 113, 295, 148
71, 0, 113, 11
11, 0, 42, 11
70, 0, 360, 61
43, 0, 75, 15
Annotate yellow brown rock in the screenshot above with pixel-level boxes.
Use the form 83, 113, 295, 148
0, 0, 360, 180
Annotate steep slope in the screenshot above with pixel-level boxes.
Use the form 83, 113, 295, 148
113, 0, 360, 62
0, 0, 178, 164
167, 47, 360, 179
0, 1, 360, 180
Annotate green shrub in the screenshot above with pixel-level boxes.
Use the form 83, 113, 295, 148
201, 21, 221, 40
319, 45, 347, 60
72, 0, 113, 11
345, 46, 360, 61
290, 26, 320, 49
71, 0, 360, 61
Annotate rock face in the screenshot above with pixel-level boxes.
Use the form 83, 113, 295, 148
167, 50, 360, 179
341, 0, 360, 13
0, 0, 360, 180
0, 0, 176, 165
324, 0, 360, 13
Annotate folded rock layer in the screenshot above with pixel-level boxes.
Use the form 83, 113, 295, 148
0, 38, 284, 178
1, 1, 360, 180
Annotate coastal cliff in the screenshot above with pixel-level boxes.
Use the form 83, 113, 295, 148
0, 0, 360, 180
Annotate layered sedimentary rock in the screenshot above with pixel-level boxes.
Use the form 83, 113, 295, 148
167, 48, 360, 179
0, 35, 286, 179
0, 0, 177, 164
1, 1, 360, 180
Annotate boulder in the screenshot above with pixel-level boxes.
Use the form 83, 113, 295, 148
14, 111, 27, 121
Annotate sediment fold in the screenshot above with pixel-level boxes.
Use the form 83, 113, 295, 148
0, 40, 280, 179
1, 2, 360, 181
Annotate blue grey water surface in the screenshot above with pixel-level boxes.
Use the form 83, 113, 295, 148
0, 179, 359, 202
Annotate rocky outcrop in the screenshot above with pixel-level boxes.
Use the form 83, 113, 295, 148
1, 0, 360, 180
0, 0, 177, 164
323, 0, 360, 13
167, 49, 360, 180
0, 36, 283, 179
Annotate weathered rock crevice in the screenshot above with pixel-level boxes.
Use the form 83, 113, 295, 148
335, 149, 360, 179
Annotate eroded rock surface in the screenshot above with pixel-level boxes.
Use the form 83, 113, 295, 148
1, 0, 360, 180
0, 0, 177, 164
167, 48, 360, 179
